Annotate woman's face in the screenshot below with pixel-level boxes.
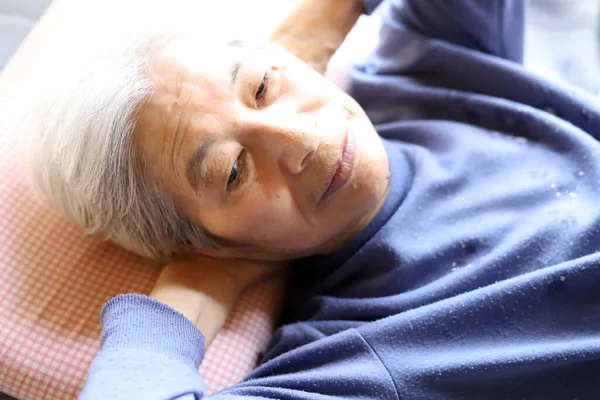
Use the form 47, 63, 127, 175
134, 39, 390, 261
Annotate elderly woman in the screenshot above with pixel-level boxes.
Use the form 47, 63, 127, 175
31, 0, 600, 399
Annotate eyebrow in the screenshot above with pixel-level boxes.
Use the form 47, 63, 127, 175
186, 138, 215, 190
230, 59, 243, 89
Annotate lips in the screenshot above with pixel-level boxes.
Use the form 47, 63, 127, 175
319, 123, 357, 203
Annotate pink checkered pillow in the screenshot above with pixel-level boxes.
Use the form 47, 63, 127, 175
0, 7, 278, 400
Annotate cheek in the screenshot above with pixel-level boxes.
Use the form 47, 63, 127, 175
283, 60, 338, 100
214, 186, 303, 245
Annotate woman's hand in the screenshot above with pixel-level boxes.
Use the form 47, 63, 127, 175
150, 254, 286, 348
269, 0, 365, 74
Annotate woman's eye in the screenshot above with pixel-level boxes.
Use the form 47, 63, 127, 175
255, 72, 269, 101
256, 81, 265, 98
227, 159, 239, 188
227, 150, 247, 191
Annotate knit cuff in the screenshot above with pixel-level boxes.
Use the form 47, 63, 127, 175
100, 293, 205, 368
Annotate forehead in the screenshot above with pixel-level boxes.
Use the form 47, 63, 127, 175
149, 40, 237, 109
132, 41, 236, 192
157, 39, 234, 80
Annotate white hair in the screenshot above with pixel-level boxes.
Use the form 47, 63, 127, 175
28, 34, 217, 261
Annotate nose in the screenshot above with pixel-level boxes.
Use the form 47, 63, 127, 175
238, 109, 320, 175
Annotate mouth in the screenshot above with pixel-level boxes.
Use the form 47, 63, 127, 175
319, 123, 357, 203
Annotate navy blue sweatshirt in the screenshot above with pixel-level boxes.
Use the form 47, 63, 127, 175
81, 1, 600, 399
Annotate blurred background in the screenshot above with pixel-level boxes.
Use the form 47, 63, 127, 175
1, 0, 599, 94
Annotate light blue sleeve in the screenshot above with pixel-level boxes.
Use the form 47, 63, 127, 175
78, 294, 266, 400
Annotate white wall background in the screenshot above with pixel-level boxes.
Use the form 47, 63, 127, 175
1, 0, 599, 94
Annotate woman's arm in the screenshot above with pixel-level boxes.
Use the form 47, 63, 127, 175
382, 0, 525, 62
150, 255, 283, 348
80, 256, 287, 400
269, 0, 367, 74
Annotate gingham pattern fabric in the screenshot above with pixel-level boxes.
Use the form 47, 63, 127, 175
0, 71, 276, 400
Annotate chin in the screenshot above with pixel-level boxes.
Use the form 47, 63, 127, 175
349, 132, 390, 221
355, 121, 390, 194
318, 153, 388, 252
